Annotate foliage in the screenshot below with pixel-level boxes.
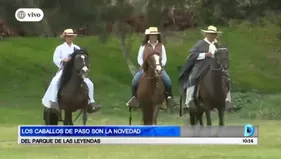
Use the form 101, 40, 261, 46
2, 0, 281, 36
232, 92, 281, 120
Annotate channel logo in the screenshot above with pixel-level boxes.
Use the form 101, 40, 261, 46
15, 8, 44, 22
244, 124, 255, 137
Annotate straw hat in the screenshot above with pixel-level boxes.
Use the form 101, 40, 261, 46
145, 27, 161, 35
144, 29, 150, 35
201, 25, 222, 34
60, 29, 77, 38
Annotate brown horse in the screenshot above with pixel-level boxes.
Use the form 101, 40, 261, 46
45, 49, 90, 125
189, 48, 229, 126
136, 52, 166, 125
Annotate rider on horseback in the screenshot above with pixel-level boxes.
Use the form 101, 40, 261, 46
179, 25, 241, 111
126, 27, 177, 109
42, 29, 102, 115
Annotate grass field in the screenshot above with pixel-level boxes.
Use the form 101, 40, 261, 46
1, 23, 281, 158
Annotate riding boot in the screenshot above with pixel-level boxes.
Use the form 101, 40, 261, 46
225, 91, 242, 112
87, 103, 102, 113
166, 87, 178, 109
126, 86, 139, 108
184, 86, 196, 111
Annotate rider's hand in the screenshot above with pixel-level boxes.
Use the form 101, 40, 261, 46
154, 49, 161, 54
205, 52, 213, 57
62, 57, 71, 62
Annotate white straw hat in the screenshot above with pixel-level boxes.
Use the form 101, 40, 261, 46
145, 27, 161, 35
60, 29, 77, 38
144, 29, 150, 35
201, 25, 222, 34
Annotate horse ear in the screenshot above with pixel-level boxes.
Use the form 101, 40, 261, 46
80, 47, 87, 51
80, 48, 88, 55
218, 43, 228, 49
73, 47, 79, 53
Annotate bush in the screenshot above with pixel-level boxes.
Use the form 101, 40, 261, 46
233, 92, 281, 120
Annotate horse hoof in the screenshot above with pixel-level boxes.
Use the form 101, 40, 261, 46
132, 107, 139, 111
88, 107, 101, 113
226, 105, 241, 112
234, 106, 242, 111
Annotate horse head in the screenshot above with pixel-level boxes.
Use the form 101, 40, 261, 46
213, 47, 229, 71
142, 52, 163, 77
68, 49, 90, 79
59, 49, 90, 91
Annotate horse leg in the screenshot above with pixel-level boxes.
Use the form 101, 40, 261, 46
218, 107, 225, 126
44, 108, 58, 125
50, 112, 59, 125
64, 109, 72, 125
197, 111, 204, 126
205, 110, 212, 126
189, 111, 196, 125
82, 108, 88, 125
152, 105, 160, 125
142, 103, 153, 125
69, 111, 74, 125
43, 108, 49, 125
63, 110, 68, 125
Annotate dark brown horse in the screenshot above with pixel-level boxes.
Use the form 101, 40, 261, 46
45, 49, 90, 125
189, 48, 229, 126
136, 52, 166, 125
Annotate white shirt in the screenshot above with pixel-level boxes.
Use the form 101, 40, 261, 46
196, 38, 217, 60
53, 42, 80, 68
137, 41, 167, 66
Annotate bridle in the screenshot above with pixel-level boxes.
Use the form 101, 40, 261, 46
144, 56, 163, 79
210, 48, 228, 72
74, 54, 89, 77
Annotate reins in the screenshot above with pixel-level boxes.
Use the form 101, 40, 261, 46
210, 48, 228, 72
143, 63, 162, 79
210, 58, 222, 71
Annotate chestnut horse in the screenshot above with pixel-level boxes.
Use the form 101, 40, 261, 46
135, 52, 166, 125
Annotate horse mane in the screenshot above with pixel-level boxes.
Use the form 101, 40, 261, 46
58, 49, 89, 94
142, 52, 161, 72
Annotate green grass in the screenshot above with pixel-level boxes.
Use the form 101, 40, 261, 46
1, 24, 281, 158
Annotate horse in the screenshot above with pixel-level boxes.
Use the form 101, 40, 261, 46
45, 49, 90, 125
135, 52, 166, 125
181, 48, 229, 126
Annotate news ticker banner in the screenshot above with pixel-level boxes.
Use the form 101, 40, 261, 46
19, 137, 258, 145
19, 125, 258, 137
18, 125, 258, 145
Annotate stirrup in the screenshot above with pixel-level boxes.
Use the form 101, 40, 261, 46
126, 97, 135, 106
126, 97, 139, 108
126, 98, 132, 106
